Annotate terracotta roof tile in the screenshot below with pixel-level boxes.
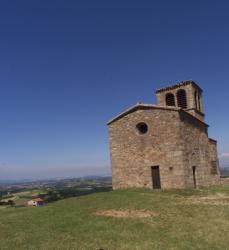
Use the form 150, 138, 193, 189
32, 198, 44, 202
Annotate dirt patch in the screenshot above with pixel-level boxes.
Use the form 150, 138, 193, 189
95, 209, 159, 218
187, 193, 229, 205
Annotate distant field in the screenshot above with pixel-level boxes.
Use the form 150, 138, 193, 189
13, 189, 46, 197
0, 186, 229, 249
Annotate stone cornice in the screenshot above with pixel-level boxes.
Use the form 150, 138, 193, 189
155, 80, 203, 94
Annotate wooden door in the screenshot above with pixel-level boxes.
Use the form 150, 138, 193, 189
192, 166, 197, 188
151, 166, 161, 189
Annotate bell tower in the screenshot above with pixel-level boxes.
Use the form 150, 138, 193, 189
155, 80, 205, 122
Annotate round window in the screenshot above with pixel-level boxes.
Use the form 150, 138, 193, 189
136, 122, 148, 134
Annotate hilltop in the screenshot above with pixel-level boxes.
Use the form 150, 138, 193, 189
0, 186, 229, 250
0, 176, 111, 207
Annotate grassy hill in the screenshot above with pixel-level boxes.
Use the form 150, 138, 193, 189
1, 186, 229, 250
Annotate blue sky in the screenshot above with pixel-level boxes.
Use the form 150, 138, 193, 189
0, 0, 229, 180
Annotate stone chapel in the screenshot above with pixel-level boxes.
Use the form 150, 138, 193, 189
107, 80, 220, 189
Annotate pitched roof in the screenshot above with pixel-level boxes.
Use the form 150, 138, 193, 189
209, 138, 217, 143
107, 103, 208, 127
107, 104, 179, 125
31, 198, 44, 202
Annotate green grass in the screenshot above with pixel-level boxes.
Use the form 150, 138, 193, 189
1, 186, 229, 250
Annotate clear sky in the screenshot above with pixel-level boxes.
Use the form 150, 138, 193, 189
0, 0, 229, 180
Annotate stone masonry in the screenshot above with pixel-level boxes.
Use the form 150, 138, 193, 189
107, 80, 220, 189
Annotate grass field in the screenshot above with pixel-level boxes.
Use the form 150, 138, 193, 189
0, 186, 229, 250
13, 189, 46, 198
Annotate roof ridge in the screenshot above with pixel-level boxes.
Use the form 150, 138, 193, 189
107, 103, 180, 125
107, 103, 208, 126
